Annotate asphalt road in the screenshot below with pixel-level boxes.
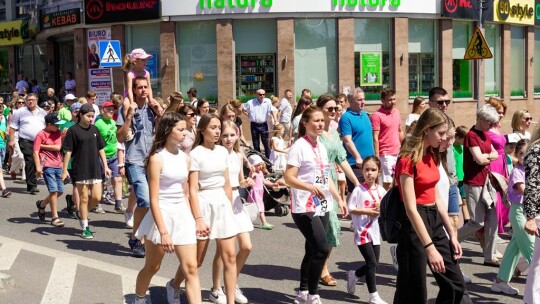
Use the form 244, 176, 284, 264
0, 176, 527, 304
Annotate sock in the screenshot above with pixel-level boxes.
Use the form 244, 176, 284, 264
115, 200, 122, 208
81, 220, 88, 230
369, 291, 380, 300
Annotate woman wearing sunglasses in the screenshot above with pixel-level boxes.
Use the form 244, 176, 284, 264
179, 105, 197, 154
506, 109, 534, 166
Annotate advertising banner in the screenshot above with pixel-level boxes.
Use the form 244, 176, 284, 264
87, 28, 113, 104
85, 0, 160, 25
360, 52, 382, 87
41, 8, 81, 29
493, 0, 535, 25
441, 0, 494, 23
0, 20, 29, 46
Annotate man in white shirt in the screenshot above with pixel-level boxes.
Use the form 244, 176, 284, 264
8, 93, 48, 194
278, 89, 293, 139
243, 88, 272, 158
187, 87, 198, 107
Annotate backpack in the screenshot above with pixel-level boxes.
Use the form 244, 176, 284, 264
379, 165, 415, 244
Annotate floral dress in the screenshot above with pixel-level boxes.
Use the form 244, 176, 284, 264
320, 128, 347, 247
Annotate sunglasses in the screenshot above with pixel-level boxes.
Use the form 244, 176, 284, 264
436, 100, 451, 106
325, 107, 339, 113
16, 101, 25, 104
525, 117, 533, 122
185, 113, 196, 117
257, 93, 265, 96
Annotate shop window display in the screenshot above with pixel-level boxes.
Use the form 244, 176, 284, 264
408, 19, 437, 98
484, 23, 500, 97
452, 21, 473, 98
510, 26, 525, 97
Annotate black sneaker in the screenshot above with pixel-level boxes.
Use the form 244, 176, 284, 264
28, 187, 40, 194
1, 189, 11, 198
129, 239, 145, 258
66, 195, 75, 218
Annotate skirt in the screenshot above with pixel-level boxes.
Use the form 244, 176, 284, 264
232, 189, 254, 234
136, 201, 196, 246
198, 188, 239, 240
524, 216, 540, 304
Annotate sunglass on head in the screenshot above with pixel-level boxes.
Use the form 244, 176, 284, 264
185, 113, 196, 117
436, 100, 451, 106
325, 107, 339, 113
525, 117, 533, 122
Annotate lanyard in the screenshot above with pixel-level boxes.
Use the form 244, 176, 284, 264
303, 136, 326, 185
363, 183, 380, 203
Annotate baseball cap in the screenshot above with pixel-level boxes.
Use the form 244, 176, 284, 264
65, 93, 77, 101
39, 102, 51, 109
130, 48, 152, 60
45, 113, 66, 125
70, 102, 82, 112
248, 155, 264, 166
79, 103, 95, 114
101, 101, 117, 109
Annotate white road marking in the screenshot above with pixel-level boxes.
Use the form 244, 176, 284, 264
0, 238, 22, 270
41, 257, 78, 304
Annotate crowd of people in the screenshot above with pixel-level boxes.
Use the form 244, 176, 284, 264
3, 47, 540, 304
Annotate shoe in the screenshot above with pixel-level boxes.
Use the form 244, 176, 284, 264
74, 210, 82, 220
347, 270, 358, 295
491, 280, 518, 295
495, 250, 503, 260
65, 195, 75, 218
80, 228, 94, 239
165, 279, 181, 304
294, 290, 308, 304
125, 212, 134, 228
115, 205, 126, 213
461, 268, 472, 284
10, 171, 16, 180
496, 235, 508, 244
36, 200, 46, 221
132, 295, 147, 304
369, 293, 388, 304
233, 286, 248, 304
131, 239, 145, 258
261, 223, 273, 230
1, 189, 11, 198
319, 275, 336, 286
209, 287, 226, 304
390, 245, 398, 272
29, 187, 39, 194
91, 205, 106, 214
307, 294, 322, 304
484, 259, 501, 268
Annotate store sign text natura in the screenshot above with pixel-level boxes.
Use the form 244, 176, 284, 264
199, 0, 401, 9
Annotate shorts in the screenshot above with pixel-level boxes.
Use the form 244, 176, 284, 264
101, 156, 120, 179
457, 181, 466, 200
43, 167, 64, 193
0, 148, 5, 164
380, 154, 398, 183
448, 184, 461, 216
126, 163, 150, 208
76, 179, 102, 185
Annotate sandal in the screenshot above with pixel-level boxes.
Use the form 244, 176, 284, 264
36, 200, 46, 221
51, 217, 65, 227
320, 274, 337, 286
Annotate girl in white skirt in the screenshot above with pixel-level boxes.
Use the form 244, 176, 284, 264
173, 114, 239, 304
209, 119, 254, 303
133, 112, 201, 304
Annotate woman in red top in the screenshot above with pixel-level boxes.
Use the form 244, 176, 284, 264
394, 108, 464, 304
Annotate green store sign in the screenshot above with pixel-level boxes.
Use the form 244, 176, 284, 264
199, 0, 401, 9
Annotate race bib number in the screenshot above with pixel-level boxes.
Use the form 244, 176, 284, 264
313, 166, 331, 216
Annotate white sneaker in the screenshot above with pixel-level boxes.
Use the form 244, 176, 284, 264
307, 294, 322, 304
369, 293, 388, 304
234, 286, 248, 304
347, 270, 358, 295
166, 279, 181, 304
390, 245, 398, 272
491, 280, 518, 295
293, 290, 308, 304
132, 295, 147, 304
209, 288, 226, 304
516, 256, 529, 276
125, 212, 134, 228
461, 268, 472, 284
496, 235, 508, 244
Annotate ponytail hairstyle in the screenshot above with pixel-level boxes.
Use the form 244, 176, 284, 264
220, 119, 241, 153
298, 106, 323, 138
515, 138, 529, 154
192, 113, 221, 150
165, 92, 184, 114
122, 54, 133, 72
144, 112, 185, 170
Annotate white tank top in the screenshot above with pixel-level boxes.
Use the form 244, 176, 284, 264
158, 148, 188, 204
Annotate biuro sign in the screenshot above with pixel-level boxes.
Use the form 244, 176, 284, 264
493, 0, 535, 25
0, 20, 26, 46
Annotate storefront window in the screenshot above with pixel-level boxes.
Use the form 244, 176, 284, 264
294, 19, 337, 97
0, 48, 8, 92
126, 23, 160, 94
408, 19, 437, 98
452, 21, 473, 98
177, 21, 217, 101
17, 44, 47, 91
354, 19, 391, 101
484, 23, 500, 96
535, 28, 540, 95
234, 19, 277, 99
510, 26, 525, 97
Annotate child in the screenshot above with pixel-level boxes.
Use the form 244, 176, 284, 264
346, 155, 388, 304
453, 125, 470, 224
269, 123, 288, 171
247, 155, 278, 230
122, 48, 154, 118
0, 108, 11, 197
61, 104, 111, 239
267, 96, 279, 132
33, 113, 66, 227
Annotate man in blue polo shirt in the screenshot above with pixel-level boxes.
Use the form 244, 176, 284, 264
339, 88, 375, 192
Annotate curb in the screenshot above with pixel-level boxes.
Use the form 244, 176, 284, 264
0, 272, 14, 290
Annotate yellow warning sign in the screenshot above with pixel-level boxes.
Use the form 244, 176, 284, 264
464, 27, 493, 60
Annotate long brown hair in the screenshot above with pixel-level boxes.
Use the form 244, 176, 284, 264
220, 120, 241, 153
192, 113, 221, 150
165, 92, 184, 114
399, 108, 447, 163
298, 106, 323, 138
144, 112, 185, 170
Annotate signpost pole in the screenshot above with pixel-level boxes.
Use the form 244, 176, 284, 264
477, 0, 483, 109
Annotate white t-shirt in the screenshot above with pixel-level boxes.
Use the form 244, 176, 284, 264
436, 162, 450, 210
227, 151, 241, 188
405, 113, 420, 127
279, 98, 293, 123
348, 184, 386, 245
189, 145, 229, 190
287, 137, 333, 215
267, 105, 279, 129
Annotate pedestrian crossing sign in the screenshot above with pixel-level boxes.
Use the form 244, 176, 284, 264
98, 40, 122, 67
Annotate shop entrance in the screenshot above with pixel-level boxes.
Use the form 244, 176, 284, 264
236, 54, 276, 98
56, 40, 75, 93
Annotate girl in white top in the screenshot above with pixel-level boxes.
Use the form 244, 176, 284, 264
346, 155, 388, 304
134, 112, 201, 304
284, 107, 347, 304
211, 119, 254, 303
405, 96, 426, 134
174, 113, 239, 304
269, 123, 288, 171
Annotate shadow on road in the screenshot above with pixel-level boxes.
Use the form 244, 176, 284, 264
58, 239, 132, 256
242, 263, 298, 281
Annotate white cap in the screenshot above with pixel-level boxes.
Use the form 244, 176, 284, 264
248, 155, 264, 166
64, 94, 76, 101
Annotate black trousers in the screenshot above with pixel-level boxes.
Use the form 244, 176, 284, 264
250, 121, 270, 159
394, 205, 465, 304
292, 212, 330, 295
356, 242, 380, 293
18, 138, 36, 190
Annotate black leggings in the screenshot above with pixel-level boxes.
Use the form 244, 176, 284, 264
355, 243, 380, 293
292, 212, 330, 295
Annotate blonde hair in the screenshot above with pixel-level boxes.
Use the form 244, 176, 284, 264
399, 108, 447, 163
511, 110, 529, 132
220, 120, 241, 153
78, 97, 87, 104
272, 123, 285, 137
270, 95, 279, 105
122, 54, 134, 72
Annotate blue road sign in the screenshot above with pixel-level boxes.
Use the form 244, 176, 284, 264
98, 40, 122, 68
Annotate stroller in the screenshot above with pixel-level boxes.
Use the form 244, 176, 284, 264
241, 142, 290, 217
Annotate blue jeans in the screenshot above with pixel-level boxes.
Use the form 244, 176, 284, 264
448, 184, 461, 216
250, 122, 270, 159
43, 167, 64, 193
126, 163, 150, 208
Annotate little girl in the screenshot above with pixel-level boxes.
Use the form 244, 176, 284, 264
248, 155, 278, 230
122, 48, 154, 117
346, 155, 388, 304
269, 123, 288, 171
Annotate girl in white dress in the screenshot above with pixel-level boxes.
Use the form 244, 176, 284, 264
134, 112, 201, 304
269, 123, 288, 171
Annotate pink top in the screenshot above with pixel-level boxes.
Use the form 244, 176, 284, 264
370, 107, 401, 155
33, 129, 63, 168
247, 171, 264, 205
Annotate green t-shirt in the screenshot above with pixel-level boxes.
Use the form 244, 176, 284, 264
58, 107, 72, 122
60, 121, 75, 169
453, 144, 464, 181
94, 117, 117, 158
